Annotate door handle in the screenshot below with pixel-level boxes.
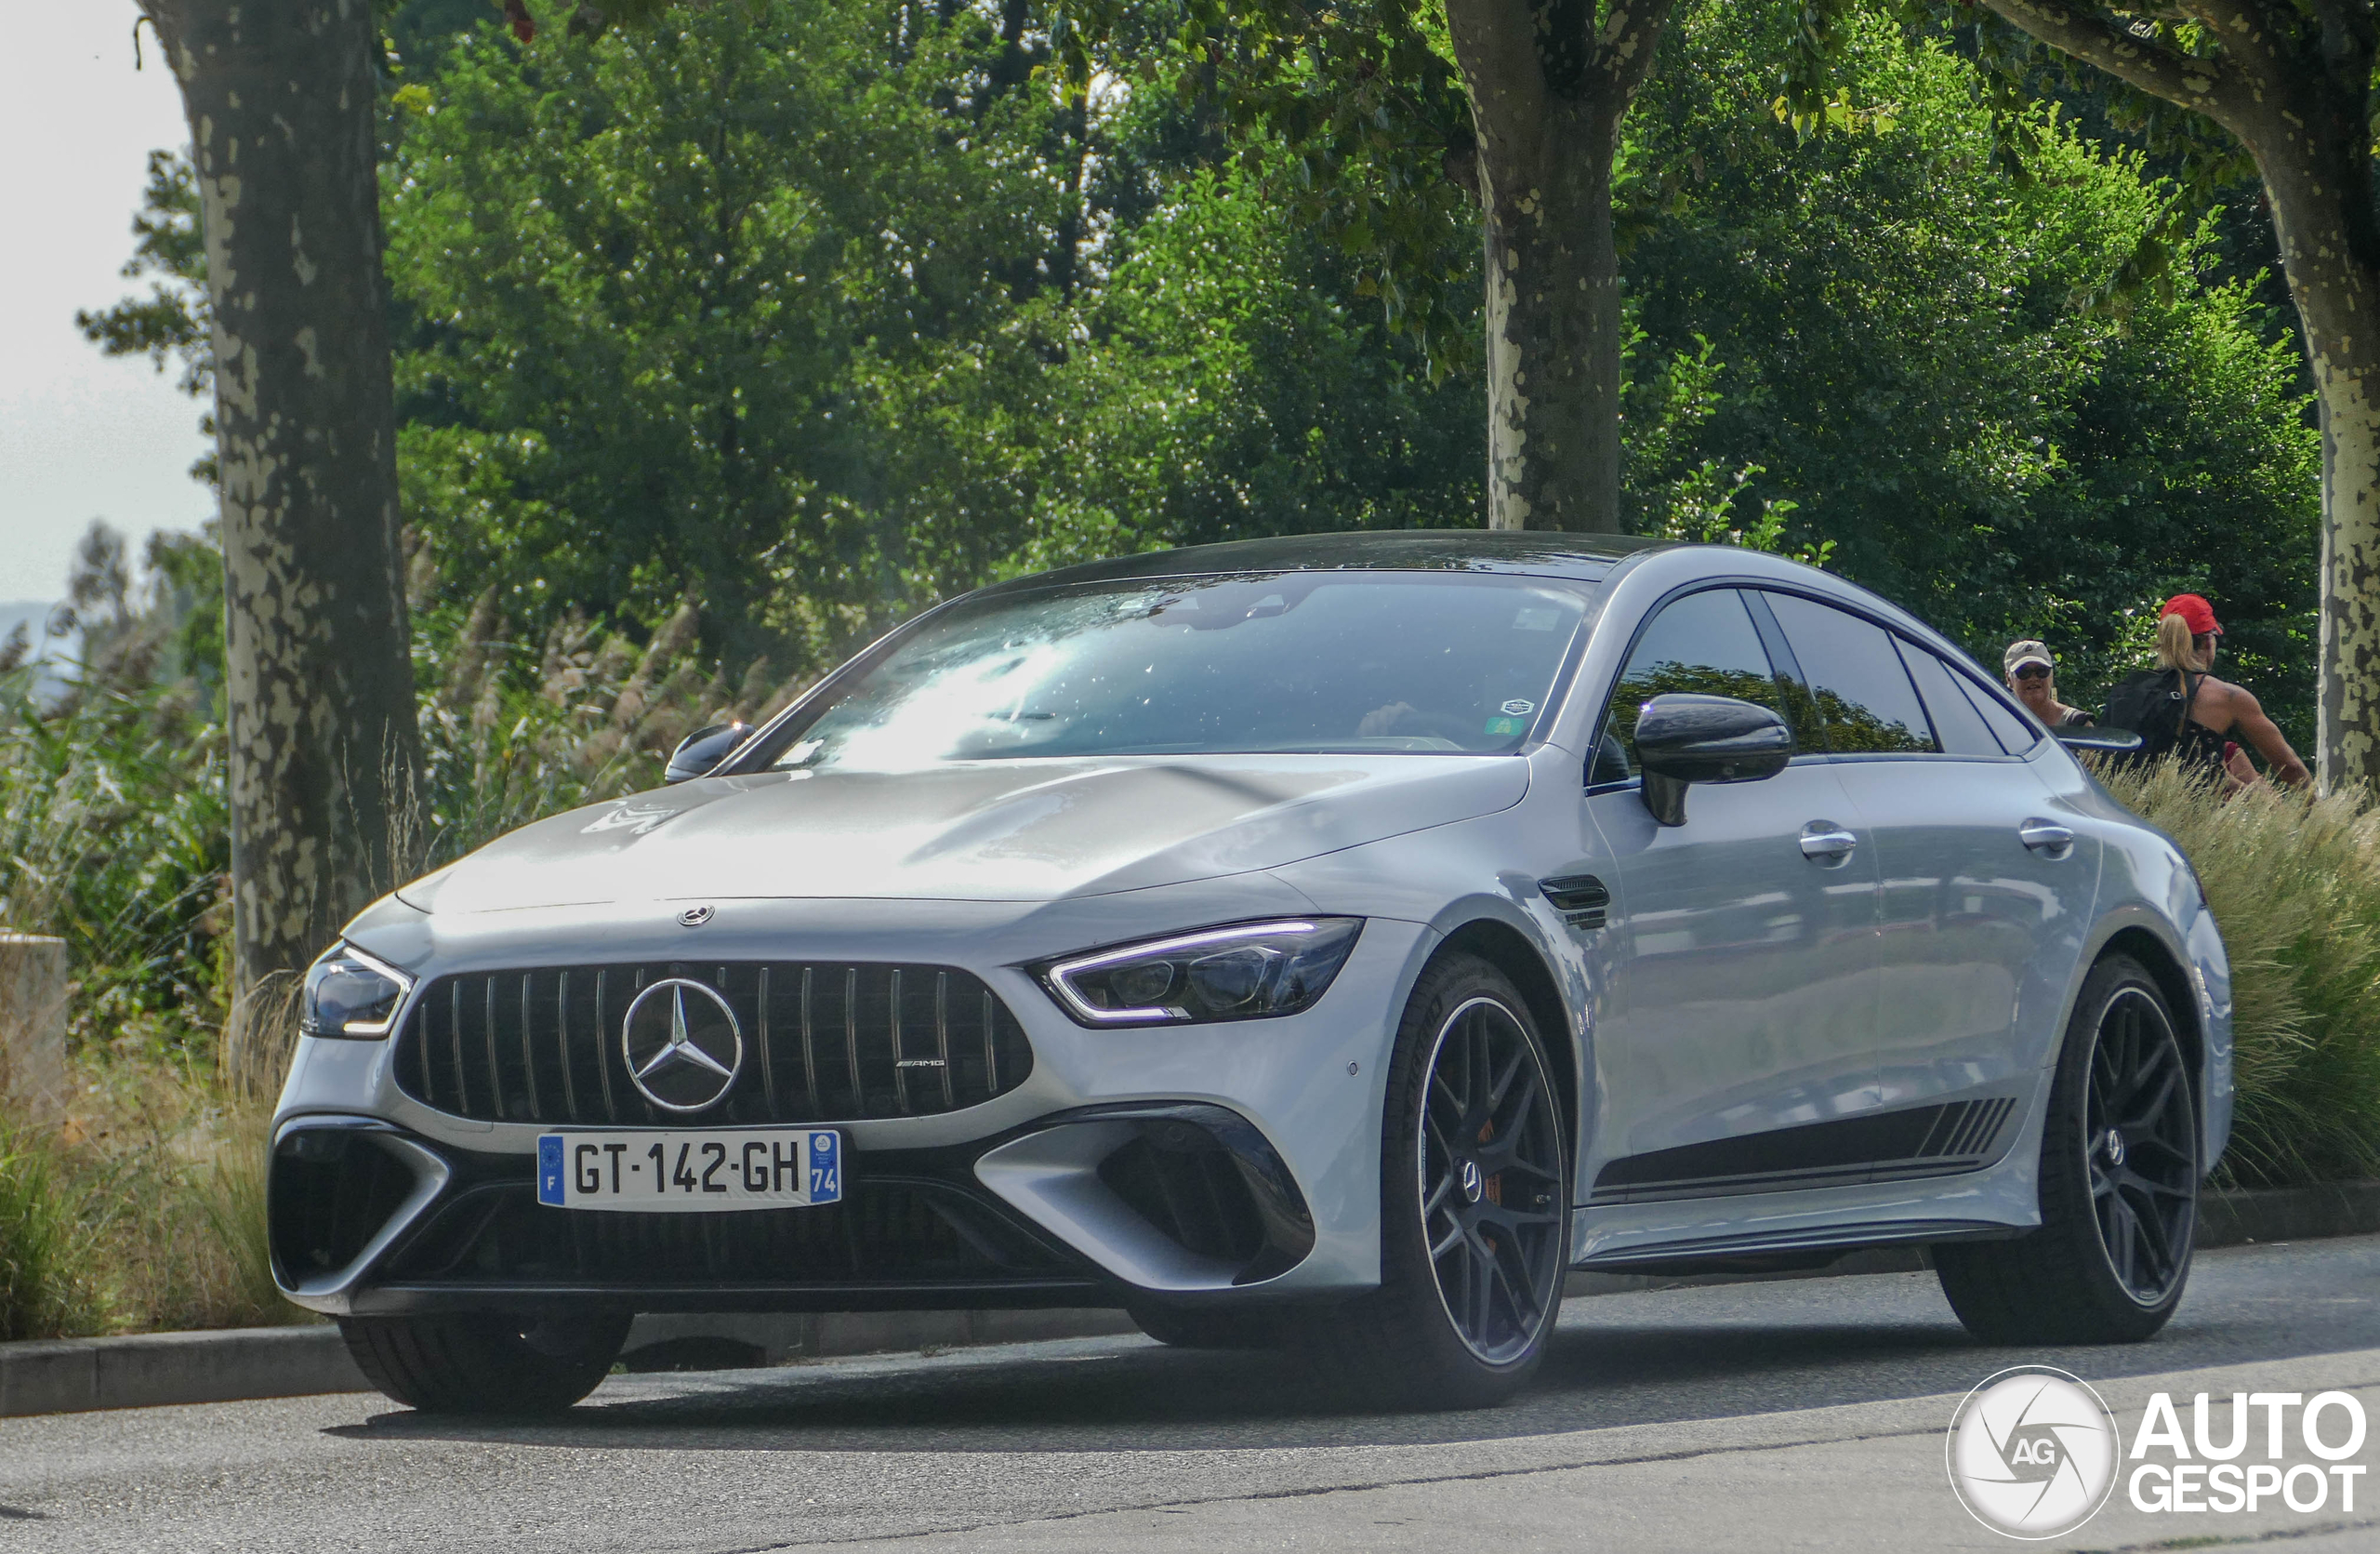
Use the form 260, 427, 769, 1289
1799, 821, 1858, 863
2019, 819, 2075, 857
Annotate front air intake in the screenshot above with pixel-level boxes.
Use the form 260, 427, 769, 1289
392, 962, 1035, 1126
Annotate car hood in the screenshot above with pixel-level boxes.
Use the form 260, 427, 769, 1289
399, 755, 1529, 913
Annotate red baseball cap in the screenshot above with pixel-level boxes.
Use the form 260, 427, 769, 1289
2162, 593, 2223, 636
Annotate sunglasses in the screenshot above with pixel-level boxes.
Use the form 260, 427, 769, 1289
2013, 665, 2051, 681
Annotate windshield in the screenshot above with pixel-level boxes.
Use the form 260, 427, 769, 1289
757, 572, 1596, 770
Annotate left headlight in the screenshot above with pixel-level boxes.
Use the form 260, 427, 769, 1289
301, 945, 415, 1039
1036, 918, 1363, 1027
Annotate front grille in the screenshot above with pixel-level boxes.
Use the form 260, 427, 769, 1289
393, 962, 1035, 1126
380, 1180, 1073, 1285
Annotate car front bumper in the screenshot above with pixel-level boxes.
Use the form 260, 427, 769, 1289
269, 891, 1433, 1317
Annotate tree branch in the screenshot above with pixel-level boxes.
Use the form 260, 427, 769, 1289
1976, 0, 2249, 125
1591, 0, 1675, 109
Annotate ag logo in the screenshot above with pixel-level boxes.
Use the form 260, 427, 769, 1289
620, 978, 744, 1112
1947, 1366, 2122, 1538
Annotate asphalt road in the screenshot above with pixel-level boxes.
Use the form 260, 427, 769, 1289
4, 1234, 2376, 1553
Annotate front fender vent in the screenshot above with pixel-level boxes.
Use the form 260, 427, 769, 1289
392, 962, 1035, 1126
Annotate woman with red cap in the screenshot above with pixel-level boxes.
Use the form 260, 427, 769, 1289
2145, 593, 2309, 790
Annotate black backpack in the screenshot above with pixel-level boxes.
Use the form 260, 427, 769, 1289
2100, 668, 2199, 764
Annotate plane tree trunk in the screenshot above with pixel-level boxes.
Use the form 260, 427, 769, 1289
137, 0, 422, 1042
1445, 0, 1670, 532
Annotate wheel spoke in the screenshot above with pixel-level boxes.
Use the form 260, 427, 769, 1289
2122, 1066, 2181, 1133
1421, 1171, 1456, 1218
2125, 1184, 2175, 1287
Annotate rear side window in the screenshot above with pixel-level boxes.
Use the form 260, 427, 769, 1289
1596, 589, 1793, 781
1896, 641, 2002, 757
1954, 671, 2044, 754
1763, 592, 1936, 754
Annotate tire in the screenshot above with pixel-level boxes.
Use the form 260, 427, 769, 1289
1127, 1304, 1286, 1350
1935, 954, 2199, 1345
337, 1310, 631, 1415
1291, 952, 1571, 1409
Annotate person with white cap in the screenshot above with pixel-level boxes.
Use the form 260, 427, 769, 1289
2003, 639, 2094, 728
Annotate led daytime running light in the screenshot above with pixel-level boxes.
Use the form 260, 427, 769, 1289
1041, 919, 1356, 1026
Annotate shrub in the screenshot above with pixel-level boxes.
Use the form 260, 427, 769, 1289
2099, 763, 2380, 1188
0, 1126, 99, 1340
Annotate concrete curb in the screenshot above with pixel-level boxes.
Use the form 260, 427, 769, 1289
7, 1179, 2375, 1418
0, 1323, 359, 1417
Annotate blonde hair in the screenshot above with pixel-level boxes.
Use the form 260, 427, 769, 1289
2156, 611, 2205, 671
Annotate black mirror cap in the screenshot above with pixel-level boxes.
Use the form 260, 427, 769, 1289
664, 721, 749, 783
1634, 694, 1796, 785
2052, 725, 2143, 754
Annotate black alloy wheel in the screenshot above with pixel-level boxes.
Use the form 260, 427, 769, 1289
2085, 986, 2199, 1303
1418, 995, 1570, 1364
1291, 952, 1570, 1408
1935, 954, 2198, 1345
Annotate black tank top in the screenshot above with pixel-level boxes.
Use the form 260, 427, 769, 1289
2173, 674, 2230, 769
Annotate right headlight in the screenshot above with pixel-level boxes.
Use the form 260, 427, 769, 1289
300, 944, 415, 1039
1035, 918, 1363, 1027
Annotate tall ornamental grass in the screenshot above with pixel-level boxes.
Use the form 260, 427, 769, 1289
2100, 763, 2380, 1188
0, 531, 812, 1339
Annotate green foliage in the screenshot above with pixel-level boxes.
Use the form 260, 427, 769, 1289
2103, 763, 2380, 1189
1024, 149, 1485, 564
386, 0, 1087, 663
73, 151, 209, 399
0, 1130, 98, 1341
1619, 9, 2318, 736
1058, 0, 1476, 363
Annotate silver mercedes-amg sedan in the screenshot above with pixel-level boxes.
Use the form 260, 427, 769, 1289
271, 532, 2229, 1413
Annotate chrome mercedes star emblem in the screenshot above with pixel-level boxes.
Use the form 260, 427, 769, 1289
1460, 1159, 1485, 1204
677, 904, 714, 927
620, 978, 744, 1112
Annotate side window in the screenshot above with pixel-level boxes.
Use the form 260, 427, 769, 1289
1763, 592, 1936, 754
1596, 589, 1792, 781
1954, 671, 2044, 755
1896, 640, 2002, 757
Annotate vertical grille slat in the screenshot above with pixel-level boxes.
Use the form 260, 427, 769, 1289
449, 981, 471, 1117
799, 967, 819, 1117
482, 978, 505, 1121
396, 960, 1034, 1126
934, 972, 955, 1111
842, 967, 861, 1115
519, 976, 542, 1120
890, 968, 910, 1116
556, 972, 579, 1123
756, 966, 776, 1114
595, 970, 618, 1122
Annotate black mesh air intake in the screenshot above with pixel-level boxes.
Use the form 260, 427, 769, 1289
270, 1129, 420, 1282
379, 1180, 1071, 1285
392, 962, 1035, 1125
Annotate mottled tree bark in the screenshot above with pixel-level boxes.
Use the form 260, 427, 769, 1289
1976, 0, 2380, 788
137, 0, 423, 1021
1446, 0, 1670, 532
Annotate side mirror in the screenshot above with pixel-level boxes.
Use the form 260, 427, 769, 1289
664, 721, 748, 784
2052, 725, 2143, 754
1633, 694, 1795, 827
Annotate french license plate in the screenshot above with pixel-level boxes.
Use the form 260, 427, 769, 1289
536, 1128, 842, 1212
